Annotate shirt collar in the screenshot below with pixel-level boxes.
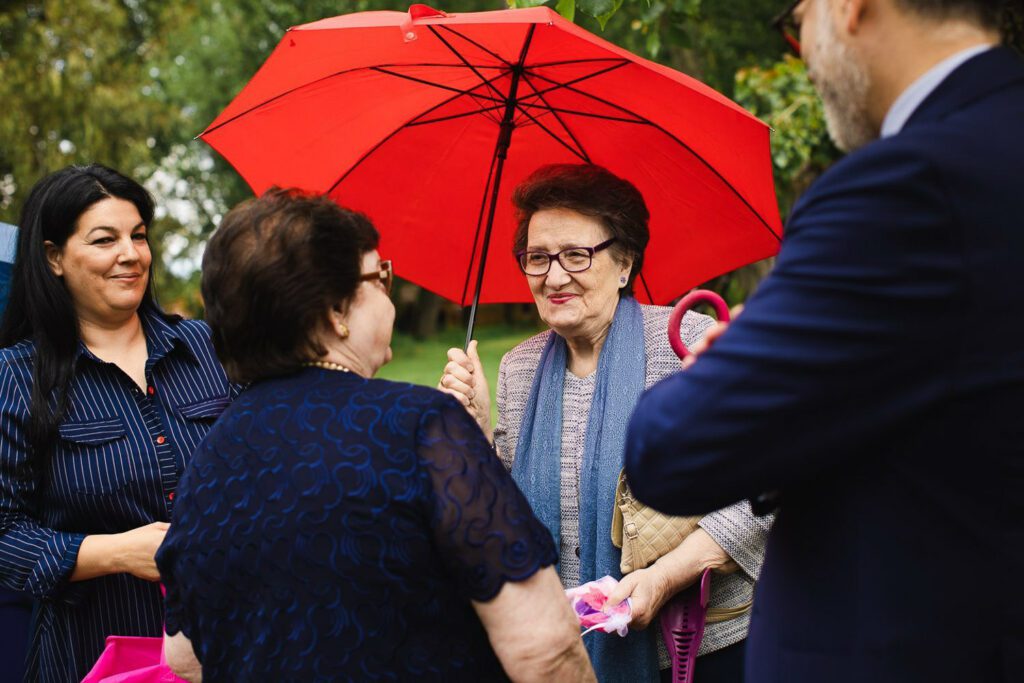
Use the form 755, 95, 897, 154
75, 306, 195, 366
881, 44, 995, 138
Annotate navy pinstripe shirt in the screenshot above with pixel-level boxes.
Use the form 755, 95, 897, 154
0, 306, 237, 683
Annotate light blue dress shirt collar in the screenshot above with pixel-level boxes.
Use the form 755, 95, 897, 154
0, 222, 16, 263
881, 44, 995, 138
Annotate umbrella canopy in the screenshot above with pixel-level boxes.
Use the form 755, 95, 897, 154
201, 5, 782, 314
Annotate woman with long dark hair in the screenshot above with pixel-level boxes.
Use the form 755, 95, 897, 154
0, 164, 236, 683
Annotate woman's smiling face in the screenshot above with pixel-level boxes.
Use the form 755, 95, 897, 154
524, 207, 631, 342
45, 197, 152, 325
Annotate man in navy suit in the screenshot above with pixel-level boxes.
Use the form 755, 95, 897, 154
0, 222, 28, 680
625, 1, 1023, 681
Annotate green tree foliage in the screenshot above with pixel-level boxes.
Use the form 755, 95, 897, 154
735, 55, 837, 212
0, 1, 184, 215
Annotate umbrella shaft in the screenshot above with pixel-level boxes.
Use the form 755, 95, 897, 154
465, 148, 508, 350
464, 59, 528, 349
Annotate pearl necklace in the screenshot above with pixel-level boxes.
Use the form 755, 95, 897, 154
303, 360, 351, 373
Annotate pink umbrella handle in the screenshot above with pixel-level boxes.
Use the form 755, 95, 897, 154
668, 290, 731, 360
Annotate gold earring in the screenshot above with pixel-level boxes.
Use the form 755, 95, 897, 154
338, 323, 350, 339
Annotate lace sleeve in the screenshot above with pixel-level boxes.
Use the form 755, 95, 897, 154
417, 393, 557, 602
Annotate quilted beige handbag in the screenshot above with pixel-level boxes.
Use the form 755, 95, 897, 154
610, 469, 751, 623
611, 469, 701, 574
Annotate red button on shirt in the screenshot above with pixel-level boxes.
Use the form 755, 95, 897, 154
156, 436, 166, 445
147, 385, 155, 396
168, 491, 175, 501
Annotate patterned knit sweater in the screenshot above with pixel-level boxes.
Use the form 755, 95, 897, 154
494, 304, 772, 658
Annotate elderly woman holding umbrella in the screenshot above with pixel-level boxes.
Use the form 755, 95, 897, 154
440, 164, 771, 683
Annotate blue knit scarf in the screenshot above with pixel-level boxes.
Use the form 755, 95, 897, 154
512, 296, 658, 682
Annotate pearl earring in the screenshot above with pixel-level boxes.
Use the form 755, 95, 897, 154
619, 276, 627, 286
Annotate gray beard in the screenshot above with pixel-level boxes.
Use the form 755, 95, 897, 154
809, 11, 878, 152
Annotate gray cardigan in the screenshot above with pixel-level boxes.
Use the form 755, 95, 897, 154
493, 303, 771, 655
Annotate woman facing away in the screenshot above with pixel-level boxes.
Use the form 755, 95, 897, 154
0, 164, 236, 683
156, 189, 595, 683
440, 164, 772, 683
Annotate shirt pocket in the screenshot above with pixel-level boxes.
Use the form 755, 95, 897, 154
176, 395, 230, 423
57, 417, 132, 494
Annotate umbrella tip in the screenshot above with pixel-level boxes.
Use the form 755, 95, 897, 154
408, 4, 446, 19
402, 4, 447, 42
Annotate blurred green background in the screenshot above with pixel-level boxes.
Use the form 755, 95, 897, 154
379, 322, 543, 425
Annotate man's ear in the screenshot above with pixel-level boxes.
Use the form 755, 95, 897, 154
841, 0, 869, 35
44, 240, 63, 277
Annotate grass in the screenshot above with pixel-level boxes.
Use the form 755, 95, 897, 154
377, 323, 543, 426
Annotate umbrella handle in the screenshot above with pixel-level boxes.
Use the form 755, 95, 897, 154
668, 290, 731, 360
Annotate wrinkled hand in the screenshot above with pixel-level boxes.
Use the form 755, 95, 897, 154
114, 522, 170, 582
605, 565, 675, 631
606, 529, 739, 630
439, 340, 492, 440
681, 304, 744, 370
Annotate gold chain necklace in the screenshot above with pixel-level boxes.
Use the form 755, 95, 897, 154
302, 360, 351, 373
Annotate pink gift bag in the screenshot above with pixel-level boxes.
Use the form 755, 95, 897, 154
80, 635, 187, 683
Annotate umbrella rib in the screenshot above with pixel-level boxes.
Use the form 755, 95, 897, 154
371, 66, 505, 103
525, 57, 633, 68
201, 62, 504, 138
437, 24, 513, 67
324, 71, 510, 196
513, 103, 589, 162
407, 103, 507, 127
519, 102, 646, 124
525, 71, 782, 241
404, 71, 514, 127
638, 272, 655, 304
428, 26, 509, 104
519, 71, 592, 163
517, 61, 630, 106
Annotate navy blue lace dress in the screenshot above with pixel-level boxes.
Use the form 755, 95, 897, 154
157, 367, 557, 682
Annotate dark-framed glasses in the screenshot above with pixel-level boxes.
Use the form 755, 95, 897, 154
772, 0, 802, 58
516, 238, 617, 276
360, 259, 393, 294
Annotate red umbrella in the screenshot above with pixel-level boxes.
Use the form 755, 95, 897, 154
200, 4, 782, 342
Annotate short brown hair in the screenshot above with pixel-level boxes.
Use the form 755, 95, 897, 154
201, 189, 379, 383
512, 164, 649, 297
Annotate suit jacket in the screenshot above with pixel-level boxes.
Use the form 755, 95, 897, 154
495, 304, 772, 656
625, 47, 1024, 683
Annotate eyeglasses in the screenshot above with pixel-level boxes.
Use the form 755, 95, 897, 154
359, 259, 393, 294
516, 238, 617, 276
772, 0, 802, 58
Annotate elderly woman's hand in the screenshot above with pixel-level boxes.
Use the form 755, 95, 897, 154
439, 340, 493, 441
605, 528, 738, 630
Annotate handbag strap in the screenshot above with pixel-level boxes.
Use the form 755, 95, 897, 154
706, 601, 752, 624
659, 568, 713, 683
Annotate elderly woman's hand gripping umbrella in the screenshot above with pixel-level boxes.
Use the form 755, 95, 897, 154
439, 340, 493, 442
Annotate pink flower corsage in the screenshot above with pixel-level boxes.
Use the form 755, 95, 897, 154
565, 575, 633, 637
